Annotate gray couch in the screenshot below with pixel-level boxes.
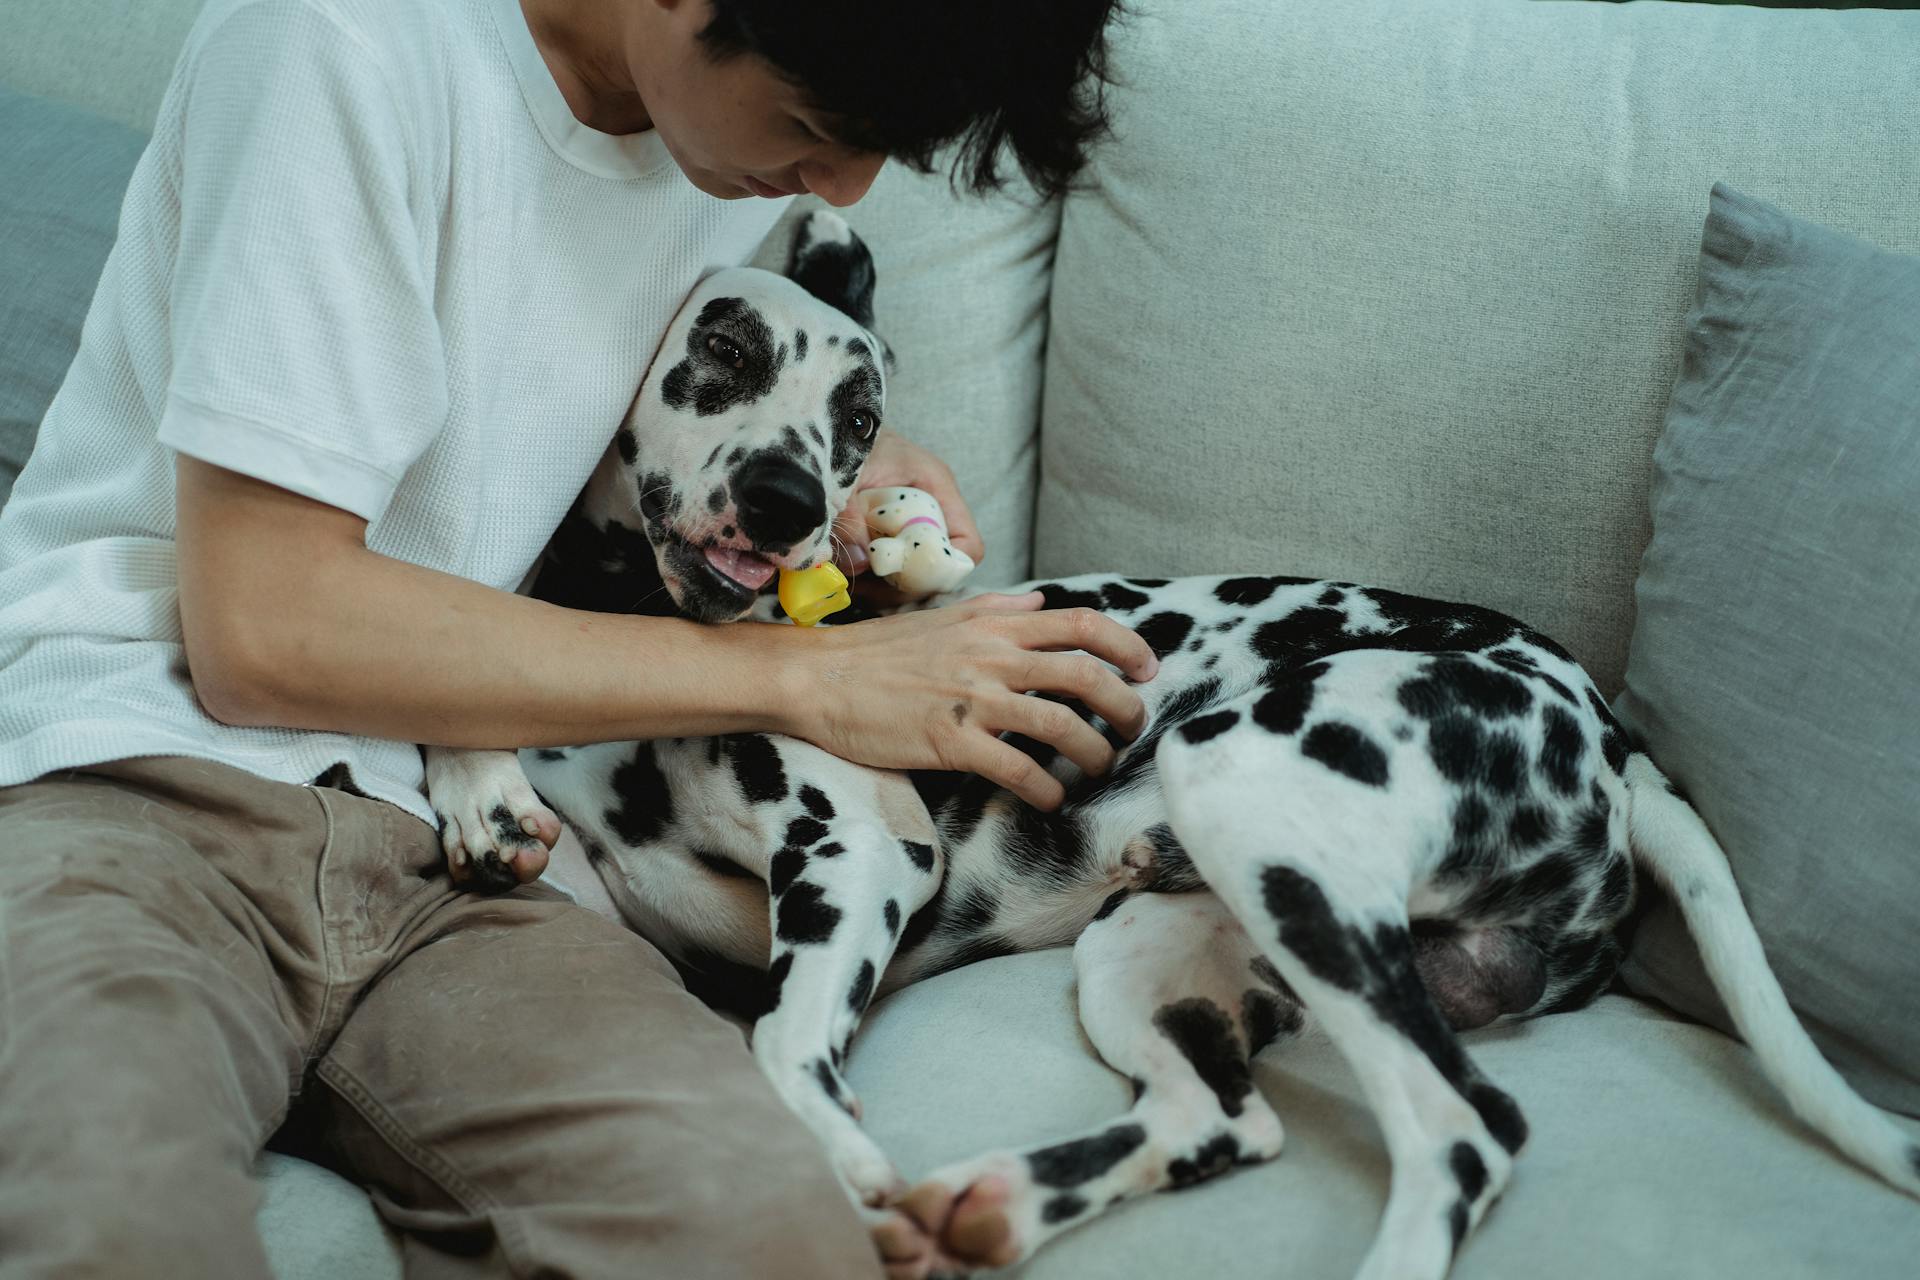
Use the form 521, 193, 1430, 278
5, 0, 1918, 1276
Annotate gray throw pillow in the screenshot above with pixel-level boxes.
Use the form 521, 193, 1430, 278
1615, 183, 1920, 1116
0, 86, 148, 509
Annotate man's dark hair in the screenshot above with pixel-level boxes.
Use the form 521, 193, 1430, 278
698, 0, 1123, 198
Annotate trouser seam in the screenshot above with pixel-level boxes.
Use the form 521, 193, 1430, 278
314, 1058, 539, 1278
305, 787, 346, 1069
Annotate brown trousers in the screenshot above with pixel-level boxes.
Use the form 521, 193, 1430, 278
0, 756, 880, 1280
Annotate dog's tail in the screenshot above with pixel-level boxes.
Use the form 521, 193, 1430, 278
1622, 751, 1920, 1197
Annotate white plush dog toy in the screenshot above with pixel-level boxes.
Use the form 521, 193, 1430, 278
859, 486, 975, 596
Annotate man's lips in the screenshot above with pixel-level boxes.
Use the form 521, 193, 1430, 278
743, 174, 800, 198
702, 544, 778, 591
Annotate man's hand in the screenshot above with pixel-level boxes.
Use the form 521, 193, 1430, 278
832, 428, 983, 600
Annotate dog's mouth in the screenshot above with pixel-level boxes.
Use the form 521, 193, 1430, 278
700, 543, 779, 593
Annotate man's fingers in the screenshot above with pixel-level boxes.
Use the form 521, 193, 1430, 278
963, 590, 1045, 614
967, 736, 1067, 811
1019, 651, 1148, 743
831, 506, 872, 577
1015, 606, 1159, 685
999, 689, 1117, 780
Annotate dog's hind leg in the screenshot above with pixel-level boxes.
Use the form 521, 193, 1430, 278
1157, 671, 1526, 1280
749, 751, 944, 1209
876, 891, 1298, 1280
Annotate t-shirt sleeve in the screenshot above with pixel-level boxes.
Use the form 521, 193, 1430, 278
157, 0, 448, 524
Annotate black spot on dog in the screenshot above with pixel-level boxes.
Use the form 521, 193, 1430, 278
826, 360, 883, 484
1128, 577, 1170, 588
1301, 721, 1390, 786
1251, 605, 1351, 664
310, 761, 370, 798
532, 748, 566, 762
1092, 889, 1131, 921
1027, 1123, 1148, 1188
883, 898, 901, 935
605, 742, 673, 844
694, 850, 757, 880
776, 881, 841, 945
1251, 665, 1322, 734
1317, 585, 1344, 607
660, 362, 691, 409
798, 785, 834, 820
615, 426, 637, 464
794, 329, 809, 361
1041, 1194, 1089, 1224
667, 296, 785, 416
1539, 703, 1586, 796
1036, 582, 1104, 612
1262, 867, 1364, 992
1215, 576, 1279, 606
1426, 714, 1524, 794
811, 841, 846, 859
1240, 986, 1302, 1052
1168, 1133, 1243, 1189
1178, 709, 1240, 744
812, 1057, 855, 1117
706, 487, 726, 514
1468, 1081, 1528, 1154
1135, 612, 1196, 660
945, 883, 998, 935
1006, 802, 1091, 882
901, 840, 936, 873
848, 959, 876, 1014
1507, 803, 1552, 848
785, 816, 829, 847
769, 845, 807, 895
1249, 955, 1294, 998
1101, 581, 1151, 611
1153, 998, 1254, 1118
724, 734, 788, 803
1399, 655, 1534, 721
1572, 802, 1611, 856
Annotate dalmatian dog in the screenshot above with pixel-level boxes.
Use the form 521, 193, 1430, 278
424, 211, 1920, 1280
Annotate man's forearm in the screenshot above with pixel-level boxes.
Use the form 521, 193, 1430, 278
192, 538, 788, 748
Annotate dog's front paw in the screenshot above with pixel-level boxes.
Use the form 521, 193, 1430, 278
423, 748, 560, 893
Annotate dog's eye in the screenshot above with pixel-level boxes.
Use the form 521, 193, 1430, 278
847, 412, 877, 441
706, 335, 746, 369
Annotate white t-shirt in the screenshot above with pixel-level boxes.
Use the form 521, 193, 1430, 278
0, 0, 789, 826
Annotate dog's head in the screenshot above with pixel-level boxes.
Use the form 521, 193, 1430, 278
614, 211, 888, 623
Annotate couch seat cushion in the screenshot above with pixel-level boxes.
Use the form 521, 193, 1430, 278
845, 950, 1920, 1278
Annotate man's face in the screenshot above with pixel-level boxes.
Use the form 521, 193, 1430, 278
625, 0, 887, 207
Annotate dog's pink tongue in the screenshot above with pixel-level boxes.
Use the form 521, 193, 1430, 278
704, 545, 777, 590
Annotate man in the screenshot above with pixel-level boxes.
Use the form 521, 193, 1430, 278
0, 0, 1146, 1276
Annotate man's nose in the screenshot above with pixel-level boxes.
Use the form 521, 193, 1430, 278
734, 458, 826, 549
800, 150, 886, 208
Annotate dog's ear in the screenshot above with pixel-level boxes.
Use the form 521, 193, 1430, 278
786, 210, 878, 332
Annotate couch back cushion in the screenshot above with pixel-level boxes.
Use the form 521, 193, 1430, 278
1036, 0, 1920, 693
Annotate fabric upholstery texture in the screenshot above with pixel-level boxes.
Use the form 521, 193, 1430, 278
0, 87, 149, 507
1036, 0, 1920, 695
1614, 184, 1920, 1117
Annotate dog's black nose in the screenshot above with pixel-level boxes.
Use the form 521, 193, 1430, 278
734, 458, 826, 550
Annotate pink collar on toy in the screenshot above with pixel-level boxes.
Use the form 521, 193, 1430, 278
900, 516, 942, 531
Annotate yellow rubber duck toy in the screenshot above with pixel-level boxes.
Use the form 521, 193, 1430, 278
777, 562, 852, 627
